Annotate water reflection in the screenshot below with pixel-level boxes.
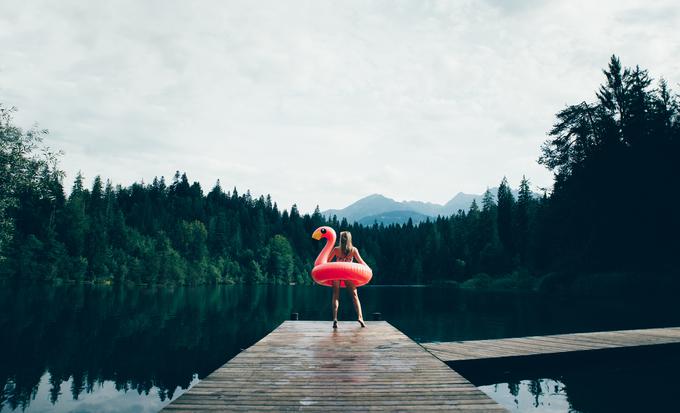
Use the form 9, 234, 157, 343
1, 284, 679, 412
471, 348, 680, 412
3, 372, 198, 413
0, 284, 303, 412
479, 379, 574, 412
477, 353, 680, 413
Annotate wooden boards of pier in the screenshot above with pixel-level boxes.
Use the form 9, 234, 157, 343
422, 326, 680, 362
163, 321, 507, 412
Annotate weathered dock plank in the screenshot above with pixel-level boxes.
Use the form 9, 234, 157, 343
163, 321, 507, 412
422, 326, 680, 362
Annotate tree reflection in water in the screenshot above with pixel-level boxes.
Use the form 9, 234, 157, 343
2, 284, 680, 412
475, 352, 680, 412
480, 378, 574, 412
0, 284, 298, 411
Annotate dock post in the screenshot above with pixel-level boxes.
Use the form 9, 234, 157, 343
290, 312, 299, 320
372, 312, 381, 321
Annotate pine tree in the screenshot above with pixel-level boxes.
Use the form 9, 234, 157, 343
496, 177, 515, 256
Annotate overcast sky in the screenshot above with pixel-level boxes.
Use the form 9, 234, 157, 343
1, 0, 678, 213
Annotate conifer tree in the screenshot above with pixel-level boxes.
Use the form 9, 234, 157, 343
497, 177, 515, 256
515, 176, 532, 264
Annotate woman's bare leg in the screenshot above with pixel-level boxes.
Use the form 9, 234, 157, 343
345, 281, 365, 327
332, 281, 340, 328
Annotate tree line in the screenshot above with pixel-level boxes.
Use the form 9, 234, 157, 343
1, 55, 678, 290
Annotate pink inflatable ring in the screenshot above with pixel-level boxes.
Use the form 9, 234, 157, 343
310, 226, 373, 287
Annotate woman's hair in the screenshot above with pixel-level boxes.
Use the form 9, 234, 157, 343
339, 231, 353, 256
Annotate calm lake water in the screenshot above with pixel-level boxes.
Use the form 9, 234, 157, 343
1, 283, 679, 412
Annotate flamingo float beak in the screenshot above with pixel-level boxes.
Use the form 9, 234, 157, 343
311, 229, 322, 240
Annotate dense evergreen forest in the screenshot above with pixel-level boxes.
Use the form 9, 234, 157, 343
1, 56, 678, 291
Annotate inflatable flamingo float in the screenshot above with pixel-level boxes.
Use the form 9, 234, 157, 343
311, 226, 373, 287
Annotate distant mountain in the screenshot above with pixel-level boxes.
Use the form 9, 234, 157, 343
323, 188, 538, 225
440, 192, 483, 216
323, 194, 412, 223
357, 210, 432, 226
400, 200, 442, 217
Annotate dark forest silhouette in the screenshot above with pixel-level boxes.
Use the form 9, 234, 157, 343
1, 56, 679, 291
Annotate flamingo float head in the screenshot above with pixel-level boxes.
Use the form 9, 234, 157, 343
311, 226, 336, 241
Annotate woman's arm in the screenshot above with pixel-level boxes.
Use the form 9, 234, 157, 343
327, 247, 337, 263
352, 247, 366, 265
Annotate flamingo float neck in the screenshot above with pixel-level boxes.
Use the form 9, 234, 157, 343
314, 228, 336, 266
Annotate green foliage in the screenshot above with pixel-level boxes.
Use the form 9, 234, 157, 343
246, 260, 266, 284
266, 235, 295, 284
0, 104, 63, 258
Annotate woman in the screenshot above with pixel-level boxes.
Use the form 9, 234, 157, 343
327, 231, 367, 329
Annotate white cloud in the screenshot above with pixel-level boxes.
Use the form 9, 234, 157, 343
1, 0, 678, 212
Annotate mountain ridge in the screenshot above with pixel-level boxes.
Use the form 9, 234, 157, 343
323, 188, 537, 225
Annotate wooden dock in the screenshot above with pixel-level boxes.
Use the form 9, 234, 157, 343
422, 326, 680, 362
164, 323, 680, 412
163, 321, 507, 412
